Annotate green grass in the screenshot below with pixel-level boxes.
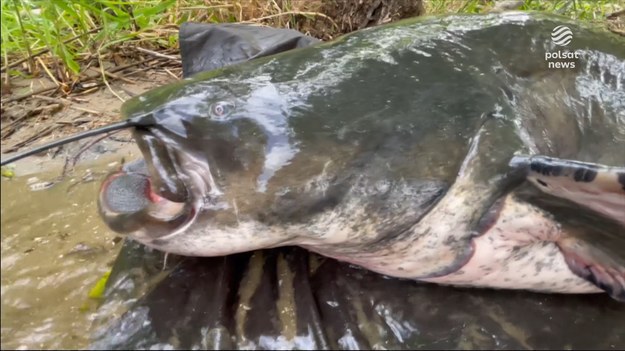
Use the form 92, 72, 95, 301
1, 0, 623, 84
1, 0, 180, 77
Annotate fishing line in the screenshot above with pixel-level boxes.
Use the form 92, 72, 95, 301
0, 117, 151, 166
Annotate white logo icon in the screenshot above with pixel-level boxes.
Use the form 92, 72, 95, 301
551, 25, 572, 46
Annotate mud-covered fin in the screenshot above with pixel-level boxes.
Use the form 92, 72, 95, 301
557, 237, 625, 302
510, 155, 625, 226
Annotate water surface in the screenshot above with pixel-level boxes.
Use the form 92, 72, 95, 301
1, 150, 134, 349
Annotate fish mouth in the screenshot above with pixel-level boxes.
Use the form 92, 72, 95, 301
97, 128, 214, 240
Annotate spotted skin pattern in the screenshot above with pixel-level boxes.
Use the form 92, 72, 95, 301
421, 194, 603, 295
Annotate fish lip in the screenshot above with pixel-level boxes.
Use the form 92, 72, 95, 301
133, 148, 217, 242
141, 130, 183, 201
136, 128, 225, 240
148, 128, 219, 206
132, 127, 211, 205
98, 128, 217, 240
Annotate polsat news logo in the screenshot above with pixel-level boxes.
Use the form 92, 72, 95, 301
545, 25, 579, 69
551, 25, 573, 46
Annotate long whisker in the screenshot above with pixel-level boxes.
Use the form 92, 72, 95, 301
0, 117, 150, 167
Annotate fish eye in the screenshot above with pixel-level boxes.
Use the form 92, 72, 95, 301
209, 101, 234, 119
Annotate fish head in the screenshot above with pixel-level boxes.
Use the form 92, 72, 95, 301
97, 73, 295, 256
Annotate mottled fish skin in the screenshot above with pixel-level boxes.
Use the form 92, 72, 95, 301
97, 13, 625, 300
421, 194, 601, 294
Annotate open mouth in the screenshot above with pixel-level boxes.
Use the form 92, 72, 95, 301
97, 129, 209, 240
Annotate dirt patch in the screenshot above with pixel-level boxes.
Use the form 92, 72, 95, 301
250, 0, 426, 40
1, 63, 178, 175
607, 9, 625, 35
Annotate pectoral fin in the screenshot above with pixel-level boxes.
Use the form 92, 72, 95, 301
510, 155, 625, 226
557, 236, 625, 302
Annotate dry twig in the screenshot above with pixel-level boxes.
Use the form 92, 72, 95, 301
1, 57, 161, 104
134, 47, 181, 62
32, 94, 103, 115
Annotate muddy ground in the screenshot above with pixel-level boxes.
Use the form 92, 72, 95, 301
0, 62, 180, 177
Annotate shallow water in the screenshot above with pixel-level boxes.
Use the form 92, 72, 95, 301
0, 151, 135, 350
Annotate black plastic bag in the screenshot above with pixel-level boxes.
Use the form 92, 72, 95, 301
179, 22, 320, 78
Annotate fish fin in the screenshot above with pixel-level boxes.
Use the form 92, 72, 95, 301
509, 155, 625, 226
557, 236, 625, 302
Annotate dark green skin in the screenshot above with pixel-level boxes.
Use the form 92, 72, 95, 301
98, 12, 625, 300
93, 13, 625, 350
